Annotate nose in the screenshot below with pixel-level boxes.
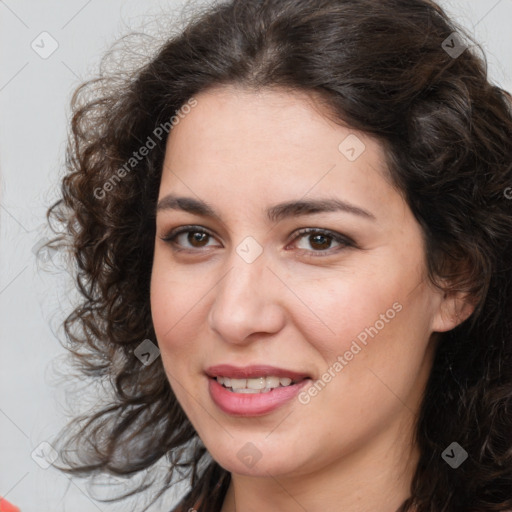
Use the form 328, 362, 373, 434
207, 249, 286, 345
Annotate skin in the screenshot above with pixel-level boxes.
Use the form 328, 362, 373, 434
150, 85, 473, 512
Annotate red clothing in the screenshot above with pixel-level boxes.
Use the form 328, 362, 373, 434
0, 498, 21, 512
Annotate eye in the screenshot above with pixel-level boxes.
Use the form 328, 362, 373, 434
288, 228, 353, 255
160, 225, 354, 256
160, 225, 220, 251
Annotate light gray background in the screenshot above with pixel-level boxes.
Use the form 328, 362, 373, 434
1, 1, 511, 511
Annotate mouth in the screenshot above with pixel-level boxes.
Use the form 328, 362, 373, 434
205, 364, 312, 416
214, 375, 306, 393
205, 364, 311, 383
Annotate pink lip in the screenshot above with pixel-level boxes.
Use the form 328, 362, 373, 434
205, 365, 312, 417
205, 364, 310, 380
207, 377, 311, 416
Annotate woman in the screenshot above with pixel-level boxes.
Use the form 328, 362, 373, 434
47, 0, 512, 510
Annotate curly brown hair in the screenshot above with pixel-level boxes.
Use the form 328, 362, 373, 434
47, 0, 512, 510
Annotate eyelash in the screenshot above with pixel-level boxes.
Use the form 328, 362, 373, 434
160, 225, 355, 257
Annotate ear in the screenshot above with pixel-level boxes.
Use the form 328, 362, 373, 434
430, 289, 477, 333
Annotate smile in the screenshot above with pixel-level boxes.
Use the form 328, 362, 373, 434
216, 376, 298, 393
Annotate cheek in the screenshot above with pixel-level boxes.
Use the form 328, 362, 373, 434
288, 265, 404, 361
150, 250, 203, 339
149, 253, 222, 393
150, 256, 201, 371
293, 259, 435, 397
310, 279, 435, 421
150, 266, 206, 410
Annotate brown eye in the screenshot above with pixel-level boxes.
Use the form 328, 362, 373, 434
308, 233, 333, 250
161, 226, 221, 250
187, 231, 210, 247
291, 228, 353, 255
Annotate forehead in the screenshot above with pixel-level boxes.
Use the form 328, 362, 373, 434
166, 85, 367, 156
159, 85, 401, 219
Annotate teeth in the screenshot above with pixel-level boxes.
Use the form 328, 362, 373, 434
230, 378, 247, 388
247, 377, 266, 390
216, 375, 297, 392
232, 387, 272, 394
266, 376, 280, 388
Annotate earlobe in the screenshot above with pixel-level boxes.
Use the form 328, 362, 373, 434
431, 290, 476, 333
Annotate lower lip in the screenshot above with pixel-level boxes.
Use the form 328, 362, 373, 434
208, 377, 311, 417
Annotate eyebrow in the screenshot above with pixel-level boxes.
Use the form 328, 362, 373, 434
156, 194, 376, 222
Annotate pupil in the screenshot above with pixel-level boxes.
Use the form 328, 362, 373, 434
189, 232, 208, 246
311, 234, 330, 250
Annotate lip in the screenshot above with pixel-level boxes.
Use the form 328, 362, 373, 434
207, 376, 311, 416
204, 364, 311, 380
205, 364, 312, 417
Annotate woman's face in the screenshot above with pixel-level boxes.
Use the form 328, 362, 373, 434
151, 86, 456, 478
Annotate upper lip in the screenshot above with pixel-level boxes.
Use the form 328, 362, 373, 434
205, 364, 311, 381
